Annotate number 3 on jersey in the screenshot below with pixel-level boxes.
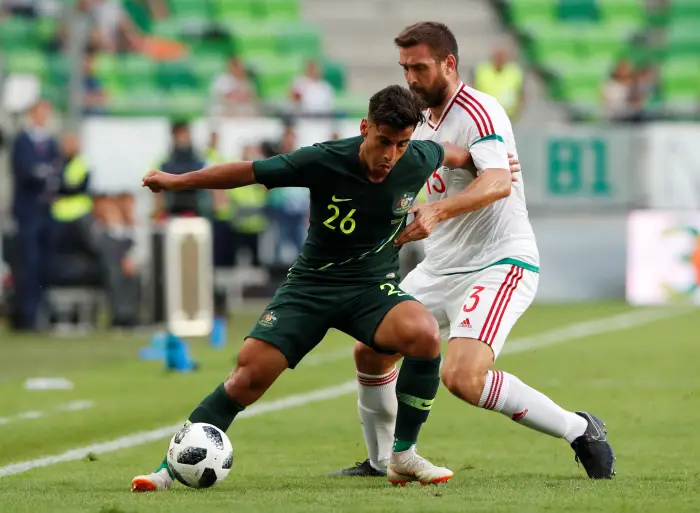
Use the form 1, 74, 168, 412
324, 204, 356, 234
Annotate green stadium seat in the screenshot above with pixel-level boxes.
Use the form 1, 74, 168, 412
526, 23, 579, 64
334, 92, 370, 118
667, 22, 700, 57
669, 0, 700, 20
36, 17, 59, 46
507, 0, 557, 32
227, 23, 277, 56
276, 23, 322, 58
157, 60, 199, 90
558, 69, 603, 105
212, 0, 254, 21
661, 59, 700, 101
323, 59, 346, 92
152, 19, 183, 39
0, 18, 34, 50
124, 0, 152, 32
556, 0, 599, 22
5, 51, 46, 78
247, 53, 304, 99
118, 55, 157, 88
581, 24, 633, 59
169, 0, 211, 18
598, 0, 645, 26
254, 0, 300, 21
190, 55, 227, 83
165, 89, 209, 118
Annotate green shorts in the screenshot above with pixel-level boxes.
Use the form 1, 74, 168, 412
247, 279, 416, 368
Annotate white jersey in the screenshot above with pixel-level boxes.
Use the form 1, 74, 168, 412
412, 82, 539, 274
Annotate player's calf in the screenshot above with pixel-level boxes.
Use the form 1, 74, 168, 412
440, 337, 493, 405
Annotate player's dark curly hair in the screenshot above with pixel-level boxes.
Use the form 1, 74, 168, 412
395, 21, 459, 67
367, 85, 425, 131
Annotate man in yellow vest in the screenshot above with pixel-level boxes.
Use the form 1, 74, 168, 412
51, 133, 95, 250
474, 45, 525, 121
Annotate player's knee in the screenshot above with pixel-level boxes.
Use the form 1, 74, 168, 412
354, 342, 400, 375
441, 367, 485, 406
401, 315, 440, 359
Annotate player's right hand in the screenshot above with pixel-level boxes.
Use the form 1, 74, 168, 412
508, 153, 521, 182
142, 170, 178, 192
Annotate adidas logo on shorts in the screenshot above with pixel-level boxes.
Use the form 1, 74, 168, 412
459, 318, 472, 328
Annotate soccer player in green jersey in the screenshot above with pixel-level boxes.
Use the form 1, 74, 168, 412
132, 85, 481, 491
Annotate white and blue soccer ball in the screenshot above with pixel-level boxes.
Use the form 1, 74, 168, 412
167, 422, 233, 489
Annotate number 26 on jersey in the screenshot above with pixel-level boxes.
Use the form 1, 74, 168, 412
323, 201, 356, 234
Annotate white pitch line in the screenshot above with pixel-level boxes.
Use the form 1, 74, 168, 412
0, 381, 356, 478
0, 307, 691, 479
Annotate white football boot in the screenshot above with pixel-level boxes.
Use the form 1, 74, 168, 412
387, 446, 453, 486
131, 468, 173, 492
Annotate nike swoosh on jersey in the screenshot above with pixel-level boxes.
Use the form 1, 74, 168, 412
331, 195, 352, 202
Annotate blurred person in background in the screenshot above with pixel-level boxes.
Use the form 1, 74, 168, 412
627, 65, 660, 123
473, 44, 524, 122
263, 124, 309, 264
153, 120, 211, 220
228, 145, 268, 267
83, 50, 107, 115
290, 60, 335, 116
10, 98, 60, 331
601, 59, 635, 122
92, 194, 141, 328
210, 57, 258, 117
62, 0, 142, 53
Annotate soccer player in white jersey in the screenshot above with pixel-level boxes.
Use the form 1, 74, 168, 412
331, 22, 615, 482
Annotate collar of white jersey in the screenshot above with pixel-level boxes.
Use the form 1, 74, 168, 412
425, 81, 466, 131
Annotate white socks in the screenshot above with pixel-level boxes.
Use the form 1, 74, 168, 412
478, 370, 587, 443
357, 368, 398, 471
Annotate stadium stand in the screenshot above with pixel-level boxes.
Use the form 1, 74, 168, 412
0, 0, 358, 117
494, 0, 700, 120
1, 0, 696, 119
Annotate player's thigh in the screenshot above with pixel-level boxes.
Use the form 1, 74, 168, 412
247, 283, 332, 369
446, 264, 538, 359
400, 265, 450, 341
336, 282, 439, 359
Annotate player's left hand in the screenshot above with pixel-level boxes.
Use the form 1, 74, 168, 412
394, 203, 440, 246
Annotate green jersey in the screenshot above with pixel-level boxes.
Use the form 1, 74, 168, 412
252, 136, 444, 283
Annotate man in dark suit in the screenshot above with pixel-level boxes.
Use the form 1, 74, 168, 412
11, 99, 60, 331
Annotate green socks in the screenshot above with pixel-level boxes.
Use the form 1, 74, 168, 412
393, 355, 441, 451
156, 383, 245, 475
187, 383, 245, 430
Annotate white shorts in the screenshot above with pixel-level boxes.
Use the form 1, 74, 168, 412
401, 263, 538, 359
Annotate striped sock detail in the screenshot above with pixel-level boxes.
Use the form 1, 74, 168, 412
357, 368, 398, 387
478, 370, 507, 411
479, 266, 524, 346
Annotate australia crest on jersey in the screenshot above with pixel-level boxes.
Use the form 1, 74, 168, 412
393, 192, 416, 216
258, 310, 278, 328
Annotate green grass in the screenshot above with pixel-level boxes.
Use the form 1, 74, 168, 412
1, 303, 699, 512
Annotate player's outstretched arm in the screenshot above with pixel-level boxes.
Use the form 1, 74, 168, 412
142, 161, 256, 192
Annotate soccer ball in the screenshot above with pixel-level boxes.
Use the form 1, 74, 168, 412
167, 422, 233, 488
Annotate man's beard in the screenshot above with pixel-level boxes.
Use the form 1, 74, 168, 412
410, 80, 449, 109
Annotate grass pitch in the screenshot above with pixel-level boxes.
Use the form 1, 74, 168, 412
1, 302, 699, 513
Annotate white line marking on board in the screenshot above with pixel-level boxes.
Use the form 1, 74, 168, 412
0, 307, 691, 478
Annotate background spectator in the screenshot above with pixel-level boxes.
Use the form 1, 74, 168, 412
82, 51, 107, 115
10, 98, 60, 332
210, 57, 258, 117
290, 60, 335, 116
473, 44, 525, 121
601, 59, 635, 122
